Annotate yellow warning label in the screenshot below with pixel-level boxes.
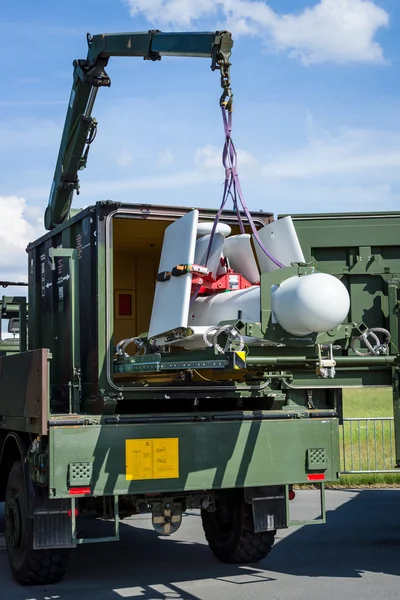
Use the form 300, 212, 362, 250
125, 438, 179, 481
234, 351, 247, 370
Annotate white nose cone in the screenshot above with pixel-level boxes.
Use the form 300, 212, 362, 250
272, 272, 350, 336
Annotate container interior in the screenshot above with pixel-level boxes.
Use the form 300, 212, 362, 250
111, 214, 251, 347
112, 217, 166, 345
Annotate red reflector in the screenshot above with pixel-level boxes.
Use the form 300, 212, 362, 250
289, 490, 296, 501
307, 473, 325, 481
69, 487, 91, 495
67, 508, 79, 517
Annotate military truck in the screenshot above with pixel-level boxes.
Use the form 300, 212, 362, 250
0, 30, 399, 586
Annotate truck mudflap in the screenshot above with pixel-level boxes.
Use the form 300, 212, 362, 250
49, 415, 339, 498
33, 495, 76, 549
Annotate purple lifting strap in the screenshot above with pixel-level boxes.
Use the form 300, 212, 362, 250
204, 108, 284, 270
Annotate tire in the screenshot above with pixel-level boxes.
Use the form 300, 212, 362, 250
201, 489, 276, 564
5, 460, 71, 586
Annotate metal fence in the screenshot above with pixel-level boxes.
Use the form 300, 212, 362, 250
340, 417, 398, 474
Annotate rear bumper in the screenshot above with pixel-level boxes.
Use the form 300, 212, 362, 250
49, 416, 340, 498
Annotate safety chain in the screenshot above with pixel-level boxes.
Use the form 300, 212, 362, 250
212, 31, 234, 112
219, 60, 233, 113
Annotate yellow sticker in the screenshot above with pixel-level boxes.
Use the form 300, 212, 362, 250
234, 351, 247, 370
125, 438, 179, 481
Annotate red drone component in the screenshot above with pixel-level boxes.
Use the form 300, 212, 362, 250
192, 270, 257, 296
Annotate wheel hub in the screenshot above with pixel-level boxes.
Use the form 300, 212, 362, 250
6, 497, 22, 548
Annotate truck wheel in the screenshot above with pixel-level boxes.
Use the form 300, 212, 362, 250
5, 460, 71, 586
201, 489, 276, 564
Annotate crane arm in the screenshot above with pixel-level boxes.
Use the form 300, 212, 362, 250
44, 30, 233, 230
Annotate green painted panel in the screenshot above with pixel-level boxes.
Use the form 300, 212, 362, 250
290, 213, 400, 385
289, 214, 400, 261
291, 214, 400, 278
49, 418, 339, 498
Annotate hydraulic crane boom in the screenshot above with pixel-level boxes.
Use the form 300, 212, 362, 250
44, 30, 233, 230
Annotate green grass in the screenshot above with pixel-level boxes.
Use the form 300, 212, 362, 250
334, 473, 400, 487
334, 388, 400, 487
342, 387, 393, 418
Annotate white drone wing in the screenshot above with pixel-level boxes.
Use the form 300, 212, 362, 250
148, 210, 199, 339
253, 216, 305, 273
223, 234, 260, 283
194, 233, 225, 278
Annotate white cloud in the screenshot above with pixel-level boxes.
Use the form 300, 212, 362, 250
0, 100, 66, 108
194, 144, 259, 172
81, 168, 218, 198
79, 144, 257, 201
261, 180, 400, 215
69, 121, 400, 214
262, 127, 400, 180
256, 122, 400, 213
0, 119, 61, 150
194, 145, 222, 171
125, 0, 389, 65
7, 105, 399, 218
0, 196, 44, 278
12, 120, 399, 219
115, 151, 135, 168
262, 0, 389, 65
157, 148, 175, 167
190, 127, 400, 212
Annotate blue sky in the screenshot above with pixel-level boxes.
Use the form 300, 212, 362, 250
1, 0, 400, 281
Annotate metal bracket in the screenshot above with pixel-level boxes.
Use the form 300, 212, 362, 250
114, 352, 230, 374
211, 31, 233, 71
285, 483, 326, 527
74, 58, 111, 87
144, 29, 162, 61
71, 495, 120, 545
316, 344, 336, 378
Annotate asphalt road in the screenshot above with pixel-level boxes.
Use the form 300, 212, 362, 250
1, 489, 400, 600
